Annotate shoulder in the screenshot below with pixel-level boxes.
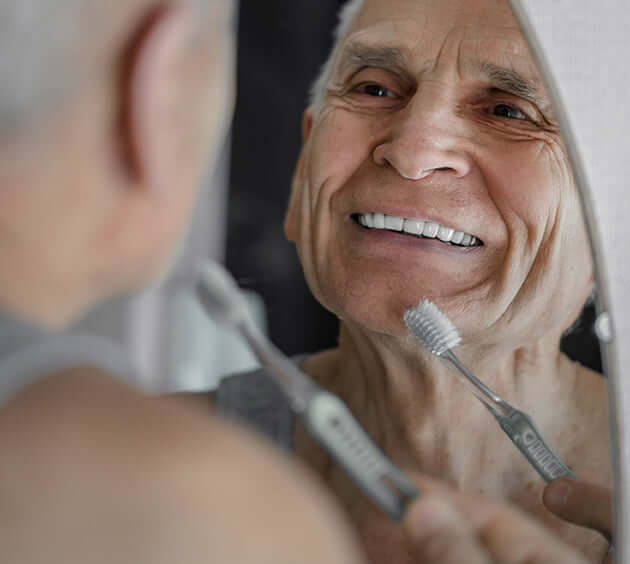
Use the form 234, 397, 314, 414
0, 367, 360, 563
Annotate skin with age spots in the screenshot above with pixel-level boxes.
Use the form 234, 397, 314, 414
283, 0, 611, 562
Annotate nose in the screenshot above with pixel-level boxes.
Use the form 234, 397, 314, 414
372, 88, 473, 180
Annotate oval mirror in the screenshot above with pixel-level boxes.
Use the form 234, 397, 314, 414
222, 0, 617, 561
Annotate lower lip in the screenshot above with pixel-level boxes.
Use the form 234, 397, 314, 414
346, 219, 483, 257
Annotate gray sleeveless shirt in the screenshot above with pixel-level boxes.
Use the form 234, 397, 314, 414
215, 363, 299, 451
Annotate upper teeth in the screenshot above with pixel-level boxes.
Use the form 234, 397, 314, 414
357, 213, 480, 246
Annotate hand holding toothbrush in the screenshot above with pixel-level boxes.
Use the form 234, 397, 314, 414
401, 475, 602, 564
544, 479, 613, 563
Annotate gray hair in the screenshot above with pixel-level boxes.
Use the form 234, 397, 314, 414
309, 0, 366, 112
0, 0, 224, 144
0, 1, 82, 141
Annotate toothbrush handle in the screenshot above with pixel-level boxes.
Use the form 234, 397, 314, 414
443, 351, 509, 416
302, 390, 419, 520
495, 409, 576, 482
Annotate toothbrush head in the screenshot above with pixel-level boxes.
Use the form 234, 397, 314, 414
196, 261, 251, 328
404, 299, 461, 356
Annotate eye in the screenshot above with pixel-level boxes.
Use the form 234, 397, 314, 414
354, 83, 398, 98
492, 103, 528, 120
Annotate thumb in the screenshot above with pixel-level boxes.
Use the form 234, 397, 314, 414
543, 479, 612, 540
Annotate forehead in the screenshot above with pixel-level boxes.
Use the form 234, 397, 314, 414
355, 0, 519, 29
341, 0, 542, 86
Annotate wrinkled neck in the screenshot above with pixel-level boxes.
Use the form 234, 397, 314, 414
301, 320, 577, 486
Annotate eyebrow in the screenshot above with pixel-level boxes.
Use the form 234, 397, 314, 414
471, 61, 547, 107
336, 43, 415, 84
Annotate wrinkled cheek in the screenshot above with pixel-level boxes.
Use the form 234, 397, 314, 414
480, 140, 582, 337
307, 109, 382, 193
300, 114, 376, 289
534, 140, 593, 291
502, 143, 565, 226
505, 208, 592, 339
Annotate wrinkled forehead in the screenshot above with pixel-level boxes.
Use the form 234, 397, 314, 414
338, 0, 546, 100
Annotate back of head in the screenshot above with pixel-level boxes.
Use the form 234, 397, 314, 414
0, 0, 235, 327
0, 0, 232, 139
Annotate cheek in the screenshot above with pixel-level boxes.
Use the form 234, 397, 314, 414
300, 113, 380, 263
295, 112, 393, 318
307, 110, 382, 199
483, 139, 566, 236
490, 138, 592, 335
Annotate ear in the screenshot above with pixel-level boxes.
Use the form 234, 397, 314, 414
284, 108, 315, 242
120, 5, 189, 191
301, 108, 314, 142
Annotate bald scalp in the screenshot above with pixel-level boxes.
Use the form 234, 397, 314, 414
0, 0, 223, 144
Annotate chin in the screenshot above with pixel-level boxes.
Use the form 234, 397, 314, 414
315, 284, 419, 339
323, 283, 497, 347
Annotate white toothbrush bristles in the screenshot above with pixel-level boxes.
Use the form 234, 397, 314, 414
196, 261, 251, 327
404, 299, 461, 355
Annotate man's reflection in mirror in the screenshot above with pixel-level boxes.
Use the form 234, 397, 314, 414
222, 0, 611, 561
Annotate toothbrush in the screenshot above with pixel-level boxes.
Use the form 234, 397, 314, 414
404, 299, 576, 483
196, 260, 419, 520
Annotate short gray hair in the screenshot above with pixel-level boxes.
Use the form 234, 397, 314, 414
0, 1, 83, 141
0, 0, 225, 144
309, 0, 365, 112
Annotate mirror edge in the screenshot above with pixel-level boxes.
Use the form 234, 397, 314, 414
507, 1, 624, 560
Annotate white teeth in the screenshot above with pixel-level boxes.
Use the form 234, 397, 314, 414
423, 222, 439, 238
403, 218, 424, 235
451, 231, 465, 245
384, 215, 404, 231
357, 213, 479, 247
437, 226, 455, 242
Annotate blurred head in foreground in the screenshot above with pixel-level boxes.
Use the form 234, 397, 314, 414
0, 3, 366, 563
0, 0, 235, 327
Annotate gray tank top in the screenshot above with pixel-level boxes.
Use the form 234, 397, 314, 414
0, 311, 134, 407
215, 362, 300, 451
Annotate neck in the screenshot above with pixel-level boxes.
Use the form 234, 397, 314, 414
300, 321, 578, 491
0, 146, 107, 330
0, 268, 87, 330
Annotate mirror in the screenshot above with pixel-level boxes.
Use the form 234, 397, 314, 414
222, 0, 614, 562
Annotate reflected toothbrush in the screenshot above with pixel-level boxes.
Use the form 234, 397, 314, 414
404, 299, 576, 483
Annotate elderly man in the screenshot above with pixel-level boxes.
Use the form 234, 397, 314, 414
215, 0, 613, 561
0, 1, 364, 562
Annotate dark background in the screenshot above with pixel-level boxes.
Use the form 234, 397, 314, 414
225, 1, 602, 373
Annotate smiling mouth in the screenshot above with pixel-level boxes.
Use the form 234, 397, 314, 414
352, 213, 483, 247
